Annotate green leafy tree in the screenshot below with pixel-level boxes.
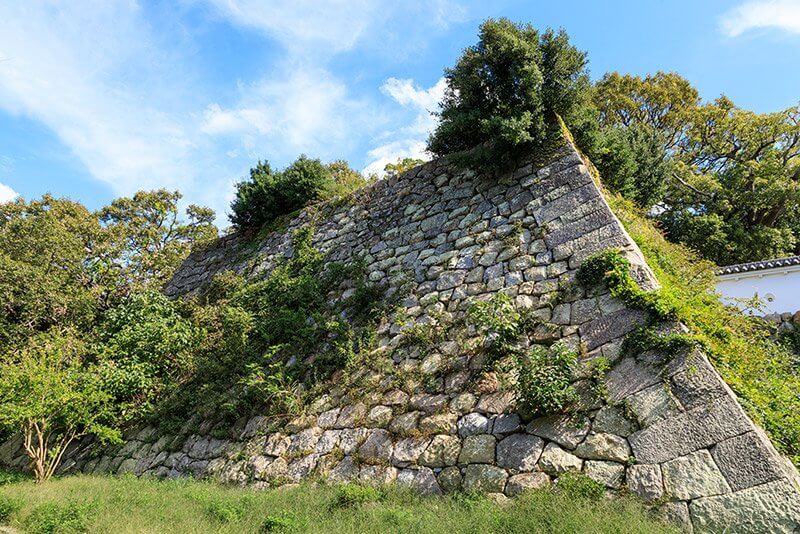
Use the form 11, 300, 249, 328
230, 156, 335, 229
0, 196, 103, 348
384, 158, 424, 179
98, 189, 217, 291
96, 291, 203, 422
428, 18, 590, 171
0, 330, 121, 482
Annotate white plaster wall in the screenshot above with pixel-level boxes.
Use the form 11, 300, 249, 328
716, 267, 800, 314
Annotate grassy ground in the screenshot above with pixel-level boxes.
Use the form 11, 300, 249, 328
0, 472, 676, 533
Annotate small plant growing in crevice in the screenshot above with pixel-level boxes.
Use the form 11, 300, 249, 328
556, 472, 605, 501
516, 342, 579, 419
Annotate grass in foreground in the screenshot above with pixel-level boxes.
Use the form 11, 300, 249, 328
0, 472, 676, 533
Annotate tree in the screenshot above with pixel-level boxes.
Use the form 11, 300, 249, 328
0, 196, 103, 349
229, 155, 342, 230
427, 18, 590, 171
384, 158, 424, 179
99, 189, 217, 292
0, 330, 120, 482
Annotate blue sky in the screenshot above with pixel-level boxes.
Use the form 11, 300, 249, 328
1, 0, 799, 225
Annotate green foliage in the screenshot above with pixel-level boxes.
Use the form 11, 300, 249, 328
515, 343, 578, 418
0, 330, 121, 482
428, 18, 590, 172
0, 494, 20, 522
98, 189, 217, 291
331, 484, 383, 509
0, 475, 677, 533
96, 291, 203, 422
207, 497, 252, 523
468, 293, 522, 363
24, 501, 95, 534
261, 513, 299, 532
604, 188, 800, 465
384, 158, 424, 178
157, 227, 387, 428
468, 295, 579, 418
230, 156, 366, 230
556, 472, 606, 501
576, 250, 678, 321
583, 70, 800, 264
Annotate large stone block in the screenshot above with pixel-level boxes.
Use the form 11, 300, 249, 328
662, 449, 730, 500
711, 431, 787, 491
526, 415, 590, 450
496, 434, 545, 472
628, 396, 752, 464
689, 479, 800, 533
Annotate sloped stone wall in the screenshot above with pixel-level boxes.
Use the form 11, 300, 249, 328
2, 139, 799, 533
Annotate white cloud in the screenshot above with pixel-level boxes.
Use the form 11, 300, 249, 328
381, 77, 446, 135
362, 77, 446, 176
204, 0, 380, 54
202, 64, 376, 159
721, 0, 800, 36
0, 182, 17, 203
0, 2, 200, 195
362, 139, 430, 176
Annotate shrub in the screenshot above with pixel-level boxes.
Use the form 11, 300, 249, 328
556, 472, 605, 501
230, 156, 366, 230
515, 343, 578, 418
24, 502, 94, 534
260, 513, 299, 532
0, 495, 20, 523
428, 18, 590, 171
331, 484, 383, 509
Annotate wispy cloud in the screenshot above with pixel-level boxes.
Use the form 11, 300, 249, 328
0, 182, 17, 203
362, 77, 446, 176
720, 0, 800, 36
201, 64, 376, 159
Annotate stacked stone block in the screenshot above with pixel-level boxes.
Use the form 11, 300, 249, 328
3, 139, 799, 533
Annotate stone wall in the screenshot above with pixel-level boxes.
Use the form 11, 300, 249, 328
2, 139, 799, 533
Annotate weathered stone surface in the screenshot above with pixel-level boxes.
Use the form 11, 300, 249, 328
419, 413, 458, 434
392, 437, 431, 465
397, 467, 442, 495
491, 414, 521, 435
573, 433, 630, 463
496, 434, 544, 472
662, 449, 730, 500
659, 502, 693, 534
584, 460, 625, 489
287, 427, 322, 454
711, 431, 787, 491
458, 413, 491, 437
578, 309, 649, 351
389, 411, 422, 435
625, 383, 681, 427
335, 403, 368, 428
437, 466, 463, 493
459, 434, 496, 464
526, 415, 590, 450
538, 443, 583, 475
505, 472, 550, 496
592, 406, 636, 437
419, 435, 461, 467
604, 356, 662, 403
358, 429, 394, 464
626, 464, 663, 502
628, 396, 752, 464
328, 456, 359, 483
689, 479, 800, 533
476, 392, 515, 414
463, 464, 508, 493
670, 356, 728, 410
359, 464, 398, 486
366, 405, 393, 428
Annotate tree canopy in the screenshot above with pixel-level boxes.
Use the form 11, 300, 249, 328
427, 18, 591, 171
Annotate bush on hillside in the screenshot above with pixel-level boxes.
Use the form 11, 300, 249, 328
427, 18, 591, 172
230, 156, 366, 230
